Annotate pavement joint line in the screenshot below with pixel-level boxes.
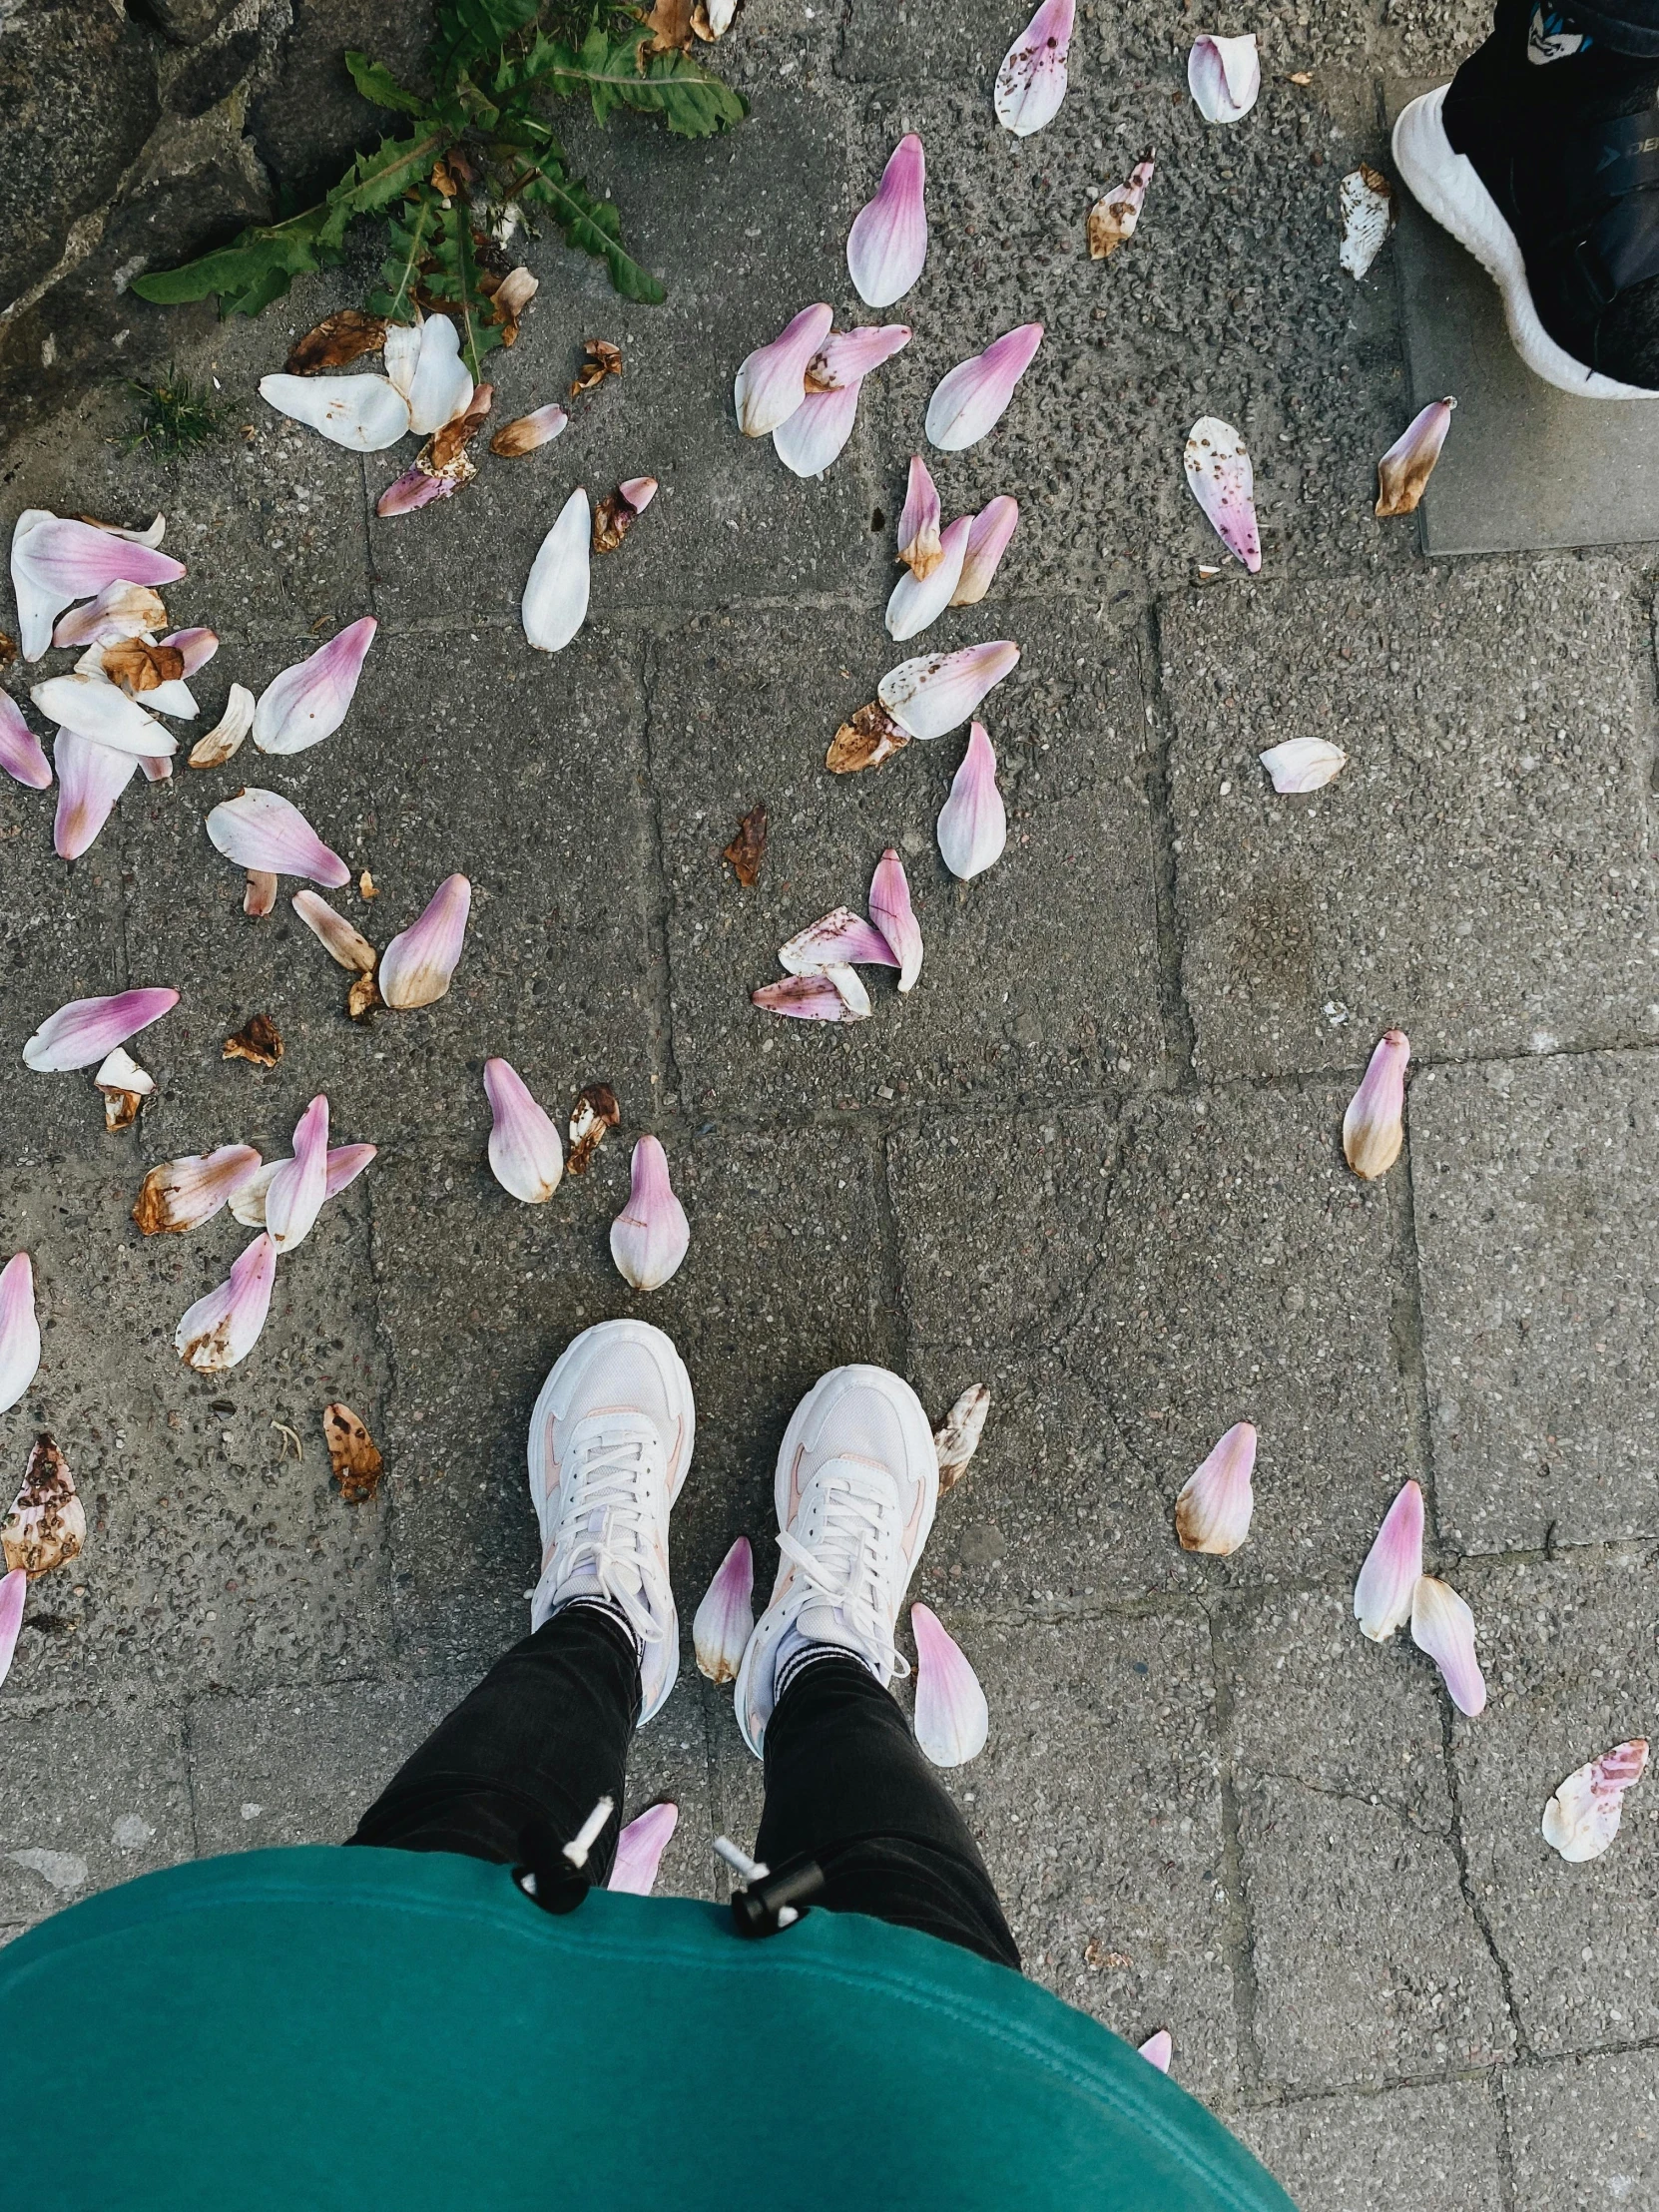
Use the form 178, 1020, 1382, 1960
631, 628, 687, 1114
1139, 601, 1200, 1088
1492, 2062, 1521, 2212
1437, 1695, 1530, 2081
361, 1173, 409, 1671
1203, 1601, 1268, 2097
870, 1125, 910, 1375
1388, 1120, 1440, 1543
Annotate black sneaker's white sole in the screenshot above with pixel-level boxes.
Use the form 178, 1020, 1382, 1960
1392, 84, 1659, 400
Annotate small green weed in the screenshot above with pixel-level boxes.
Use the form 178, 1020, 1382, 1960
124, 370, 227, 459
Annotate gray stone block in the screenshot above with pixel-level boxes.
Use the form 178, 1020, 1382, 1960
1453, 1554, 1659, 2058
0, 1694, 191, 1926
1413, 1052, 1659, 1552
1163, 562, 1659, 1077
1240, 2079, 1505, 2212
1505, 2048, 1659, 2211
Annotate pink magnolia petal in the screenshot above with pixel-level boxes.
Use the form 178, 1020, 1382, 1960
912, 1602, 989, 1766
1411, 1576, 1486, 1717
774, 381, 864, 479
869, 847, 922, 992
995, 0, 1074, 137
693, 1535, 754, 1684
752, 969, 871, 1022
377, 463, 460, 517
951, 497, 1019, 607
23, 987, 178, 1073
378, 873, 471, 1009
1542, 1740, 1650, 1863
734, 303, 833, 437
1138, 2029, 1173, 2072
0, 1253, 41, 1414
484, 1057, 564, 1204
886, 513, 970, 641
618, 477, 658, 513
11, 513, 184, 662
206, 788, 350, 888
1175, 1420, 1256, 1554
51, 582, 169, 649
266, 1094, 329, 1253
132, 1146, 264, 1236
897, 454, 943, 578
228, 1143, 374, 1232
925, 324, 1043, 451
0, 693, 52, 792
937, 721, 1007, 881
1184, 416, 1261, 572
847, 134, 927, 307
252, 617, 377, 756
159, 628, 219, 677
610, 1135, 690, 1292
779, 906, 898, 974
141, 756, 175, 785
608, 1801, 679, 1896
1354, 1479, 1424, 1642
879, 640, 1020, 741
1376, 398, 1456, 518
175, 1232, 277, 1373
809, 323, 912, 390
0, 1565, 26, 1692
1188, 33, 1261, 123
324, 1143, 376, 1202
1344, 1029, 1409, 1180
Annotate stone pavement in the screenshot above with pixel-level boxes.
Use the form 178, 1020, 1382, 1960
4, 3, 1659, 2207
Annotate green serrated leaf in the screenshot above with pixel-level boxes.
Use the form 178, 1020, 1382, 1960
343, 50, 426, 114
370, 192, 442, 324
516, 24, 745, 139
316, 128, 447, 252
129, 208, 331, 311
519, 160, 666, 304
429, 0, 542, 87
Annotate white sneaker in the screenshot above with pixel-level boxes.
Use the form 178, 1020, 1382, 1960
736, 1364, 938, 1757
527, 1319, 695, 1726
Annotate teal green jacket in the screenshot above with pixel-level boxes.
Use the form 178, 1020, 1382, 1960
0, 1846, 1295, 2210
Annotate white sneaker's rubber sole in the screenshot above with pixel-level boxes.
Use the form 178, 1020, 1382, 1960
734, 1364, 939, 1759
1392, 84, 1659, 400
526, 1318, 696, 1725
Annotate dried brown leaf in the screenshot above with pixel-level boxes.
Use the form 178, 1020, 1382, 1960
324, 1402, 384, 1502
223, 1012, 283, 1067
2, 1434, 86, 1578
427, 383, 494, 473
102, 638, 185, 695
570, 338, 624, 397
285, 310, 387, 375
0, 633, 17, 671
103, 1085, 144, 1133
347, 970, 382, 1022
592, 489, 637, 553
359, 870, 378, 899
567, 1082, 620, 1175
827, 701, 910, 774
723, 803, 768, 887
644, 0, 695, 51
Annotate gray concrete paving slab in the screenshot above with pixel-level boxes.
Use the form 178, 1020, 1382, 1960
1240, 2079, 1506, 2212
1413, 1052, 1659, 1553
1453, 1552, 1659, 2058
0, 1693, 191, 1925
0, 1159, 391, 1698
1164, 563, 1659, 1078
1239, 1766, 1515, 2092
652, 600, 1163, 1116
949, 1606, 1240, 2104
1505, 2048, 1659, 2211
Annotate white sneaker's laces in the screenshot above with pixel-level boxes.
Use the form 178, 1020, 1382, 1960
777, 1464, 909, 1681
550, 1425, 666, 1649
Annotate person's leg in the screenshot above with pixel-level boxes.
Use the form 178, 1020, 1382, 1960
347, 1317, 696, 1894
736, 1365, 1019, 1970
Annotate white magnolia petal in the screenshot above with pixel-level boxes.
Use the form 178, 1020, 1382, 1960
1542, 1741, 1649, 1864
1340, 163, 1395, 280
752, 970, 872, 1022
886, 513, 969, 640
1343, 1029, 1409, 1180
484, 1057, 564, 1204
11, 511, 184, 663
160, 627, 219, 677
53, 730, 138, 859
405, 313, 475, 436
257, 372, 410, 451
522, 488, 591, 652
693, 1535, 754, 1684
995, 0, 1074, 137
175, 1233, 277, 1372
229, 1143, 370, 1229
847, 133, 927, 307
779, 906, 897, 975
1353, 1480, 1424, 1642
378, 873, 471, 1009
133, 1146, 264, 1236
383, 321, 421, 402
1376, 398, 1456, 518
1174, 1420, 1256, 1554
1184, 416, 1261, 572
188, 683, 256, 769
773, 382, 863, 478
897, 454, 943, 578
0, 1254, 41, 1414
265, 1095, 329, 1254
607, 1802, 679, 1896
932, 1382, 990, 1489
94, 1046, 153, 1098
925, 323, 1044, 451
610, 1135, 690, 1291
51, 582, 169, 649
1188, 33, 1261, 123
23, 988, 178, 1073
951, 497, 1019, 606
1260, 736, 1347, 794
1138, 2030, 1174, 2072
734, 303, 833, 437
936, 721, 1007, 881
1088, 160, 1156, 261
869, 846, 922, 991
30, 674, 172, 757
879, 640, 1020, 741
252, 618, 377, 756
912, 1602, 989, 1766
1410, 1575, 1486, 1717
810, 325, 912, 390
206, 788, 350, 888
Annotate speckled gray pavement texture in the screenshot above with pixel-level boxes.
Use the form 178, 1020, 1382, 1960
3, 3, 1658, 2206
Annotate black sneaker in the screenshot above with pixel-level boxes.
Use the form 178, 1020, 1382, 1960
1393, 1, 1659, 395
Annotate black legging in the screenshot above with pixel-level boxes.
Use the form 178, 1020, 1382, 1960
346, 1603, 1019, 1970
1539, 0, 1659, 56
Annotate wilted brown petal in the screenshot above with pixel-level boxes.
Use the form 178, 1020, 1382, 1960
933, 1383, 990, 1492
827, 700, 911, 774
102, 638, 185, 695
592, 492, 634, 554
489, 404, 569, 458
427, 384, 495, 473
285, 310, 387, 375
723, 803, 768, 886
0, 633, 15, 671
244, 869, 278, 919
189, 682, 256, 770
1, 1434, 86, 1578
324, 1402, 384, 1502
347, 970, 382, 1022
359, 870, 377, 899
570, 338, 624, 397
568, 1081, 621, 1175
488, 268, 538, 348
223, 1013, 283, 1068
